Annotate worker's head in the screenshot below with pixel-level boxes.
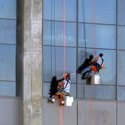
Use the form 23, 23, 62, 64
52, 76, 57, 82
89, 55, 93, 60
99, 53, 103, 57
66, 74, 70, 80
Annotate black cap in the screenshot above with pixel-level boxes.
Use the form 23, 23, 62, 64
99, 53, 103, 57
89, 55, 93, 60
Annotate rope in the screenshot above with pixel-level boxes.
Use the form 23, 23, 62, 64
81, 0, 97, 125
60, 0, 66, 125
90, 1, 97, 125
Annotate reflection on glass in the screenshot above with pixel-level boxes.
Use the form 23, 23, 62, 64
86, 24, 116, 49
85, 85, 115, 100
43, 21, 76, 46
79, 0, 85, 22
118, 26, 125, 50
0, 45, 16, 81
43, 46, 76, 83
43, 0, 76, 21
118, 51, 125, 85
0, 82, 16, 96
55, 47, 76, 83
78, 23, 85, 47
43, 46, 52, 82
79, 0, 116, 24
0, 0, 16, 19
118, 0, 125, 25
0, 19, 16, 44
43, 0, 52, 20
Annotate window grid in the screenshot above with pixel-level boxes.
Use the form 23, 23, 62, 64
43, 0, 125, 101
0, 0, 16, 97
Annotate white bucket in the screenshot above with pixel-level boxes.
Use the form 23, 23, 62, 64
65, 96, 74, 106
93, 73, 100, 84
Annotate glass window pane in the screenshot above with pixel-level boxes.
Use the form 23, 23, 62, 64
0, 19, 16, 44
43, 46, 53, 82
43, 83, 51, 97
55, 47, 76, 83
86, 24, 116, 49
85, 85, 116, 100
118, 0, 125, 25
43, 46, 76, 83
0, 82, 15, 96
86, 49, 116, 85
0, 45, 16, 81
43, 0, 76, 21
118, 51, 125, 85
81, 0, 116, 24
43, 21, 52, 46
78, 23, 85, 47
118, 26, 125, 50
117, 86, 125, 100
0, 0, 16, 19
43, 0, 52, 20
43, 21, 76, 47
79, 0, 85, 22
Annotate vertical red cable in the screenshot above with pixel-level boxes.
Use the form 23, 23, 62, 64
90, 0, 96, 125
60, 0, 66, 125
63, 0, 66, 74
90, 78, 93, 125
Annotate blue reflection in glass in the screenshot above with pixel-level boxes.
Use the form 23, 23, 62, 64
43, 0, 76, 21
79, 0, 116, 24
43, 0, 52, 20
79, 0, 85, 22
43, 46, 76, 83
43, 21, 76, 46
0, 19, 16, 44
78, 23, 85, 47
118, 0, 125, 25
118, 26, 125, 50
0, 82, 15, 96
43, 46, 52, 82
86, 24, 116, 49
0, 0, 16, 19
0, 45, 16, 81
55, 47, 76, 77
85, 85, 116, 100
118, 51, 125, 85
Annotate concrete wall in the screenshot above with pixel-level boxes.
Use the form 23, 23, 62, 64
43, 98, 125, 125
0, 97, 22, 125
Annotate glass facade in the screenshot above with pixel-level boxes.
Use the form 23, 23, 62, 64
0, 0, 16, 96
43, 0, 125, 100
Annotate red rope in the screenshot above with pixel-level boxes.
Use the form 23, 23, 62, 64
90, 0, 97, 125
90, 78, 93, 125
60, 0, 66, 125
63, 0, 66, 74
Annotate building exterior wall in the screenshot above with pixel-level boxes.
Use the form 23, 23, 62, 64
1, 0, 125, 125
42, 1, 125, 125
43, 98, 125, 125
0, 97, 22, 125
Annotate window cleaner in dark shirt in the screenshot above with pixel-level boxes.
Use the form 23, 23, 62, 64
76, 55, 94, 74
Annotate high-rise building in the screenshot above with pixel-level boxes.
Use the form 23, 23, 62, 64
0, 0, 125, 125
